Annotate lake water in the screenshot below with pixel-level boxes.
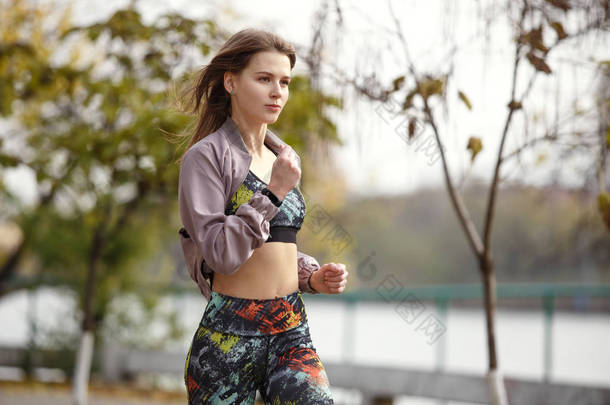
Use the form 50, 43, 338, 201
0, 288, 608, 405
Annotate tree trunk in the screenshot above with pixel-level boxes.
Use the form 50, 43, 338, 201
72, 329, 95, 405
481, 255, 509, 405
0, 240, 25, 296
72, 225, 104, 405
0, 171, 72, 296
487, 368, 509, 405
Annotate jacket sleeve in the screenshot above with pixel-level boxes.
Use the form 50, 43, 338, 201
178, 144, 280, 275
297, 250, 321, 294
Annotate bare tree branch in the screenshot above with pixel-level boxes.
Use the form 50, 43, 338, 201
387, 0, 485, 258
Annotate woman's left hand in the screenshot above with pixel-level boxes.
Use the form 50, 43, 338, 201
310, 263, 348, 294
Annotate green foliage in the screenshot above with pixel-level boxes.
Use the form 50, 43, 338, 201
102, 291, 187, 350
0, 0, 218, 343
273, 75, 343, 150
70, 9, 154, 41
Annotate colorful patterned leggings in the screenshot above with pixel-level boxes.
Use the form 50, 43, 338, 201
184, 289, 334, 404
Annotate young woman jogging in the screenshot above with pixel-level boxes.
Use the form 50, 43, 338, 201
177, 28, 349, 404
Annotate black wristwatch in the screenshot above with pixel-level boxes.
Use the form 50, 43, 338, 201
261, 187, 283, 207
308, 273, 318, 293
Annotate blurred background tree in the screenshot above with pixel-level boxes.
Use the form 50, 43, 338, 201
306, 1, 609, 403
0, 1, 218, 402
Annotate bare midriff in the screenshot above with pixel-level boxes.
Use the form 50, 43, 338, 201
212, 243, 298, 299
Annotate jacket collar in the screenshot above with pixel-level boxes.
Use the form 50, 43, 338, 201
221, 115, 286, 157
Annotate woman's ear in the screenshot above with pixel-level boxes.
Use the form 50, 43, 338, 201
224, 72, 238, 94
223, 72, 233, 93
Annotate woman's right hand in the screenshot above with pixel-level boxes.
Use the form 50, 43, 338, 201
267, 144, 301, 201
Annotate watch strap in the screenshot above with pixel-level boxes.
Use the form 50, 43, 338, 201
261, 187, 282, 207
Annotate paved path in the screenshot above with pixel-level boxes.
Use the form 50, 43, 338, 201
0, 380, 267, 404
0, 381, 187, 405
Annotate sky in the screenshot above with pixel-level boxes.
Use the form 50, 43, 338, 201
3, 0, 609, 205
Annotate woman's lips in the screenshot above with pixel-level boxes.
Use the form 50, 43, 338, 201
266, 105, 281, 111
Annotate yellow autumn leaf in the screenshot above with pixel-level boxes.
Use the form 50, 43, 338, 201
458, 90, 472, 110
467, 136, 483, 163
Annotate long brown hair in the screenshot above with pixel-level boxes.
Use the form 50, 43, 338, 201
171, 28, 296, 164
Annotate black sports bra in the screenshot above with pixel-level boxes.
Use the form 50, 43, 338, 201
224, 144, 306, 244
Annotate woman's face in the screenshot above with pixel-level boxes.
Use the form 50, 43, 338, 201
226, 51, 291, 125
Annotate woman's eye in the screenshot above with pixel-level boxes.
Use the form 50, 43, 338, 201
258, 77, 289, 86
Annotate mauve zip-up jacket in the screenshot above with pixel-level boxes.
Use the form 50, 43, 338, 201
177, 115, 321, 301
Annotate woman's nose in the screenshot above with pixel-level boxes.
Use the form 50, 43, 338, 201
270, 82, 282, 97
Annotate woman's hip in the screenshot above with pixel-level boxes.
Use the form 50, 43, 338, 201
200, 289, 308, 336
